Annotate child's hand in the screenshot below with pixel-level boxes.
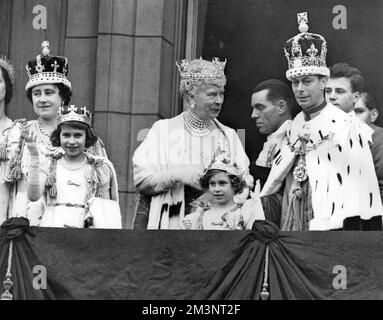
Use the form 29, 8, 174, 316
182, 218, 192, 229
223, 210, 243, 230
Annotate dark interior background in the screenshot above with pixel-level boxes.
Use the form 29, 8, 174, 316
202, 0, 383, 163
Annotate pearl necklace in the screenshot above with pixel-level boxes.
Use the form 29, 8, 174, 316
183, 109, 214, 137
34, 121, 58, 154
37, 120, 53, 138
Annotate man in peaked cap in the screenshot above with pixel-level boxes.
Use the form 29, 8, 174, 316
260, 13, 383, 230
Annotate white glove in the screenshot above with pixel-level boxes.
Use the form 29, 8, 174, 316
242, 179, 265, 229
169, 164, 204, 190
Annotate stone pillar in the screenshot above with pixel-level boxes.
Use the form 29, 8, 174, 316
65, 0, 99, 108
94, 0, 185, 228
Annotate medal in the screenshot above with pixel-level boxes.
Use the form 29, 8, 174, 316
288, 129, 331, 183
293, 154, 308, 182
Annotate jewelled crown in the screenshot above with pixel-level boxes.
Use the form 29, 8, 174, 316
58, 105, 92, 127
0, 56, 15, 84
205, 149, 243, 177
283, 12, 330, 81
25, 41, 71, 91
176, 57, 227, 81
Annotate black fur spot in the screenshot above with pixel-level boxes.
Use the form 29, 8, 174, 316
370, 193, 373, 208
275, 156, 282, 165
159, 203, 169, 228
359, 134, 363, 148
331, 202, 335, 215
338, 145, 342, 152
315, 180, 318, 191
350, 139, 353, 148
318, 157, 320, 165
319, 130, 324, 140
310, 139, 314, 144
160, 203, 169, 215
337, 173, 342, 185
328, 153, 331, 161
169, 201, 182, 218
332, 119, 336, 123
273, 149, 281, 159
341, 204, 344, 209
347, 165, 350, 175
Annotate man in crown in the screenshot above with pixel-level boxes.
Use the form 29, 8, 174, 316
133, 57, 252, 229
4, 41, 108, 226
260, 13, 383, 230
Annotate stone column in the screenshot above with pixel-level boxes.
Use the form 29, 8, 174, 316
94, 0, 184, 228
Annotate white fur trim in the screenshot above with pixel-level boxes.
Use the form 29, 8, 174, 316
286, 66, 330, 81
25, 72, 71, 90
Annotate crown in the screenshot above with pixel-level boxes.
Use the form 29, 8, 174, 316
283, 12, 330, 81
25, 41, 71, 91
58, 105, 92, 127
176, 57, 227, 81
205, 148, 243, 177
0, 56, 15, 84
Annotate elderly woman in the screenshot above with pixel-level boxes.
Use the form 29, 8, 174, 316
133, 57, 252, 229
0, 56, 14, 223
5, 41, 107, 225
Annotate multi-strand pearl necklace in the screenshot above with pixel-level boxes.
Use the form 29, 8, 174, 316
37, 120, 53, 138
183, 109, 214, 137
35, 121, 58, 154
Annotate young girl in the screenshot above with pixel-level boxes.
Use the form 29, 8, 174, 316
24, 105, 121, 228
182, 154, 264, 230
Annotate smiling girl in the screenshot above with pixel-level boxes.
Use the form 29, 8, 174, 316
182, 153, 264, 230
25, 105, 120, 228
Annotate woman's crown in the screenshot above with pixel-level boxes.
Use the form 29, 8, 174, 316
176, 57, 227, 80
25, 40, 71, 90
0, 56, 15, 84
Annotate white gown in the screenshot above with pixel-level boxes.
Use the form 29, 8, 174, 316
40, 158, 89, 228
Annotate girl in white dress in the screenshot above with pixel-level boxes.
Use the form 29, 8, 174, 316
182, 152, 264, 230
0, 57, 15, 223
24, 105, 120, 228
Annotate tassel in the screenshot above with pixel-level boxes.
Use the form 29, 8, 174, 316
48, 184, 57, 199
1, 241, 14, 300
45, 174, 55, 187
45, 158, 57, 199
0, 143, 7, 161
260, 246, 270, 300
8, 156, 22, 182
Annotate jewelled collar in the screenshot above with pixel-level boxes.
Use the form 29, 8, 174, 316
302, 100, 327, 120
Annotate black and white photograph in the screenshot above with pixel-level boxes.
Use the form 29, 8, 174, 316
1, 0, 383, 304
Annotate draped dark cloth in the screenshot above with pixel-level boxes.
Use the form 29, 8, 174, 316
2, 218, 383, 300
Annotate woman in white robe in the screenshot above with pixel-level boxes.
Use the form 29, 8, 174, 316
132, 58, 252, 229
